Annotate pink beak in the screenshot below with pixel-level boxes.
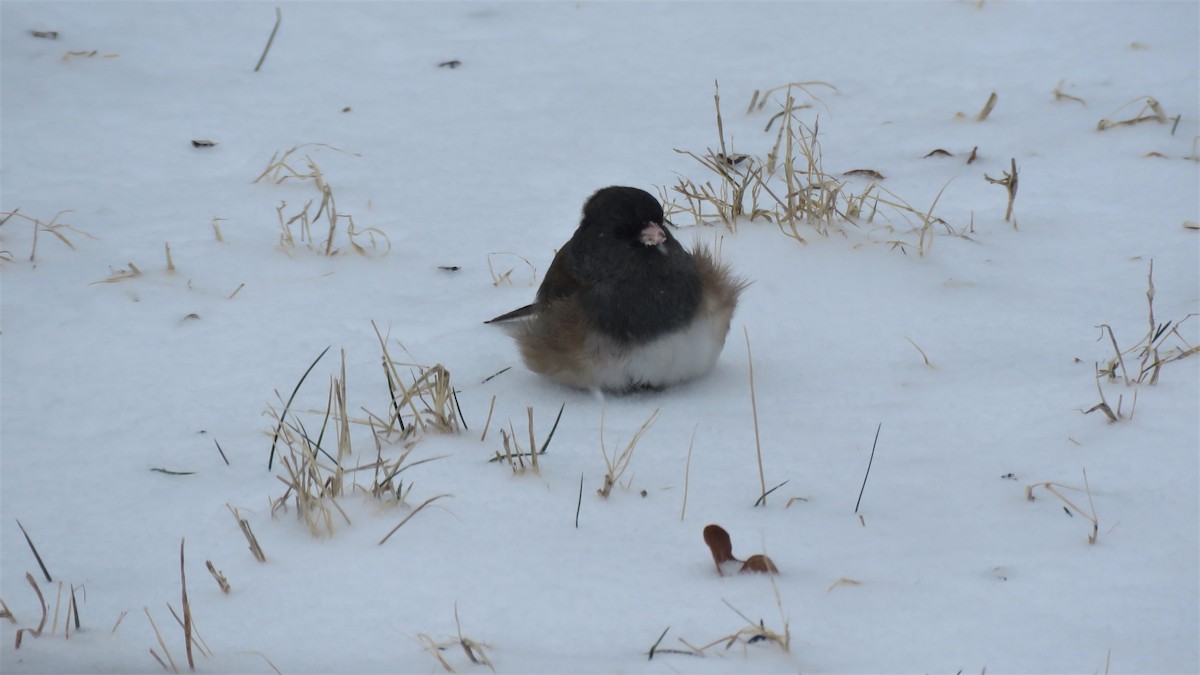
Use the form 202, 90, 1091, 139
640, 222, 667, 247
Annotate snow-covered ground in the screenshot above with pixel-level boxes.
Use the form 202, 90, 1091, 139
2, 2, 1197, 673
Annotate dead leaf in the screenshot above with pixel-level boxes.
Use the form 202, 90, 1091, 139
739, 554, 779, 575
703, 524, 738, 575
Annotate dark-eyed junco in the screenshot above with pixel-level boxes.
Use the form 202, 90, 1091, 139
487, 186, 747, 392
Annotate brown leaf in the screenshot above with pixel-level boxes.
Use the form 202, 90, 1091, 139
842, 168, 885, 180
923, 149, 952, 158
739, 554, 779, 575
703, 524, 738, 575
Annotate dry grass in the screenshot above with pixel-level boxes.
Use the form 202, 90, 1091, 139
255, 144, 389, 257
253, 6, 282, 72
228, 505, 267, 562
210, 216, 227, 242
744, 328, 767, 506
179, 539, 195, 671
267, 350, 356, 538
665, 81, 962, 256
205, 561, 231, 594
372, 323, 464, 436
1097, 95, 1168, 131
416, 604, 496, 672
1026, 469, 1100, 544
905, 337, 935, 369
489, 402, 565, 473
486, 251, 537, 286
264, 328, 459, 539
597, 407, 660, 499
15, 519, 52, 582
0, 208, 96, 263
378, 493, 453, 545
651, 595, 791, 661
1053, 80, 1086, 105
13, 573, 48, 649
983, 158, 1019, 225
1087, 261, 1198, 422
680, 423, 699, 521
90, 261, 143, 285
974, 91, 999, 121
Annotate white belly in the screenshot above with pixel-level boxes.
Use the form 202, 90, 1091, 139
587, 304, 734, 391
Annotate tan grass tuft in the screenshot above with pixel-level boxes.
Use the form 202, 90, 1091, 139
486, 251, 536, 286
668, 81, 961, 255
1087, 260, 1197, 421
597, 407, 660, 499
983, 158, 1019, 224
205, 561, 231, 594
0, 208, 95, 263
1053, 80, 1086, 105
256, 144, 388, 257
13, 573, 48, 650
1097, 95, 1167, 131
1026, 469, 1100, 544
227, 505, 266, 562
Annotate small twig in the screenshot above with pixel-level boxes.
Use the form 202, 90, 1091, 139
538, 402, 566, 454
753, 480, 790, 508
480, 394, 496, 442
205, 561, 231, 594
253, 7, 282, 72
976, 91, 998, 121
268, 345, 331, 470
1095, 324, 1130, 386
68, 583, 81, 633
452, 389, 468, 431
983, 158, 1019, 223
905, 337, 933, 368
15, 519, 52, 582
213, 438, 230, 465
574, 472, 584, 528
648, 626, 671, 660
481, 366, 511, 383
144, 607, 178, 674
228, 505, 266, 562
14, 573, 48, 648
745, 328, 767, 505
681, 423, 698, 521
854, 423, 882, 513
180, 539, 195, 671
378, 494, 453, 545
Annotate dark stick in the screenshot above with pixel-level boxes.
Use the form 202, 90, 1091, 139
451, 389, 468, 431
647, 626, 670, 660
213, 438, 229, 465
382, 358, 406, 432
253, 7, 282, 72
268, 345, 330, 470
538, 402, 566, 455
481, 366, 511, 384
854, 423, 882, 514
753, 479, 790, 508
574, 472, 584, 528
180, 538, 194, 670
70, 583, 81, 630
16, 519, 52, 582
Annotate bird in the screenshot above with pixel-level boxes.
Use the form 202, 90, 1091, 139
486, 186, 747, 392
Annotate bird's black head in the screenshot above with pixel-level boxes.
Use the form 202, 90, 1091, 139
580, 186, 668, 248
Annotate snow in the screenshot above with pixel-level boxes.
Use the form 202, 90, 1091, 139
2, 1, 1198, 673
